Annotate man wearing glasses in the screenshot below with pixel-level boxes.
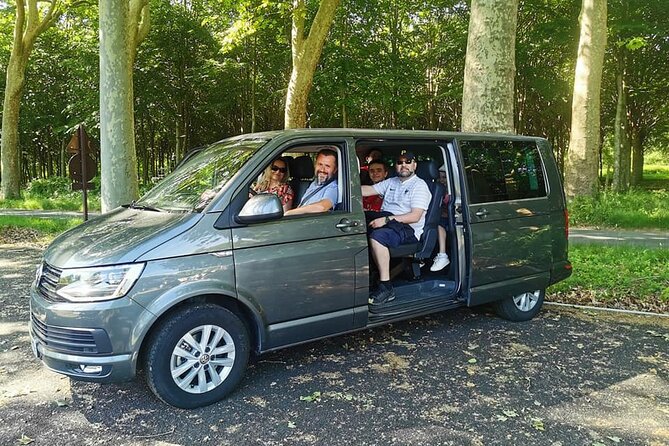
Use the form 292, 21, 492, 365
285, 148, 339, 215
361, 151, 431, 305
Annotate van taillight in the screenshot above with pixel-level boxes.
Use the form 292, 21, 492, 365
564, 208, 569, 239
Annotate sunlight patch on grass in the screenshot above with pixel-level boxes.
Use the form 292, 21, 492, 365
0, 216, 82, 236
549, 244, 669, 308
569, 189, 669, 229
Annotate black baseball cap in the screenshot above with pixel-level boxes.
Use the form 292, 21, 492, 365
396, 150, 416, 162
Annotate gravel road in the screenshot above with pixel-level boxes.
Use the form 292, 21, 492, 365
0, 244, 668, 446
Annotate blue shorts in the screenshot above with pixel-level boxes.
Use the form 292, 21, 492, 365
369, 220, 418, 248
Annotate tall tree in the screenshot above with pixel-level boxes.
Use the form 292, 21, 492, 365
461, 0, 518, 134
611, 46, 629, 192
284, 0, 340, 129
564, 0, 607, 199
1, 0, 60, 199
99, 0, 149, 211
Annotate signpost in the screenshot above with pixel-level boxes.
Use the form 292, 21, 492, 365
67, 124, 97, 221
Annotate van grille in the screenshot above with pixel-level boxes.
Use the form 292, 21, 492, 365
30, 313, 111, 355
37, 263, 67, 303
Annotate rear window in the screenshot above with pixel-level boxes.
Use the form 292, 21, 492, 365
459, 140, 546, 204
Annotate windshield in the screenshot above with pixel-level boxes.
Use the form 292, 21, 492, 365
137, 138, 267, 212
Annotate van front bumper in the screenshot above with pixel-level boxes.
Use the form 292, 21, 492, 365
29, 327, 133, 382
29, 286, 153, 383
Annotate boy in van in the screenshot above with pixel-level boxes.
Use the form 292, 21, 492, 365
362, 151, 431, 304
362, 160, 389, 212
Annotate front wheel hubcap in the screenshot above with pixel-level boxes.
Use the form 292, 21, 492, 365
513, 290, 541, 312
170, 324, 236, 394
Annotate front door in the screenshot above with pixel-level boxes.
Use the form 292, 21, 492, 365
230, 139, 369, 350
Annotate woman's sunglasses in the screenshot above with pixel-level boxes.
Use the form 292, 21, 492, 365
271, 165, 287, 173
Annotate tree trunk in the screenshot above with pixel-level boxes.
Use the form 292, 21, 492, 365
285, 0, 341, 129
564, 0, 607, 199
1, 0, 59, 199
1, 58, 26, 199
461, 0, 519, 134
99, 0, 149, 212
612, 50, 630, 192
175, 101, 185, 163
630, 130, 643, 186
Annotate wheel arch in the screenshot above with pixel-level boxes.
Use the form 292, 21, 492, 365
136, 293, 265, 374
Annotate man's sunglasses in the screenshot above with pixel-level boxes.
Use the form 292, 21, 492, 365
396, 160, 414, 165
271, 165, 287, 173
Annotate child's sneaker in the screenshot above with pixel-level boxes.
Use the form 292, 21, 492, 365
430, 253, 450, 272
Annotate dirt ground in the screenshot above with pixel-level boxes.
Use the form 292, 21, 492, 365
1, 244, 668, 446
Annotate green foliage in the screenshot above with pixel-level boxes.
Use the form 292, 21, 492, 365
549, 244, 669, 304
0, 175, 101, 211
2, 0, 668, 201
0, 216, 82, 236
25, 177, 72, 197
569, 189, 669, 229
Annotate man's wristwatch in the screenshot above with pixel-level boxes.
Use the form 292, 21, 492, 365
385, 216, 391, 224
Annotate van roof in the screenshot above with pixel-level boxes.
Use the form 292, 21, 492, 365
225, 128, 546, 143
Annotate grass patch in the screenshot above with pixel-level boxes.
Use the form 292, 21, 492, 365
0, 215, 83, 246
643, 164, 669, 180
548, 244, 669, 312
0, 196, 100, 211
569, 188, 669, 229
640, 164, 669, 190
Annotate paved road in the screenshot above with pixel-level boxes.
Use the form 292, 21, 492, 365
1, 244, 668, 445
569, 227, 668, 247
2, 209, 667, 248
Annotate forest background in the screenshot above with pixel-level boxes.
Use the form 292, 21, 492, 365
0, 0, 667, 198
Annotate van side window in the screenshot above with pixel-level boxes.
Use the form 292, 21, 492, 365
460, 140, 546, 204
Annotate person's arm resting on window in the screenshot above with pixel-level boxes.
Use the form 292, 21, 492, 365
285, 198, 333, 215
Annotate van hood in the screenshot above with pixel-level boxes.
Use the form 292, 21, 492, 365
43, 207, 202, 268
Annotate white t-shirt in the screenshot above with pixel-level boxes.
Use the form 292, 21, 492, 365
373, 175, 431, 239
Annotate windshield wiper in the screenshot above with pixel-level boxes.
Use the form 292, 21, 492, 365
123, 201, 164, 212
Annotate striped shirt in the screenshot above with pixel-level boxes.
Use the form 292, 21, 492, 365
373, 175, 431, 239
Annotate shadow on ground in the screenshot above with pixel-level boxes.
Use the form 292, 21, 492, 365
1, 244, 668, 445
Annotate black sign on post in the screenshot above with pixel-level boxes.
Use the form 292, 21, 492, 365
67, 124, 96, 221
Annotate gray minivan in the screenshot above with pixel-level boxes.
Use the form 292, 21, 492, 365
29, 129, 571, 408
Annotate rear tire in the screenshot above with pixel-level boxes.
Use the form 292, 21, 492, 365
144, 304, 250, 408
493, 289, 545, 322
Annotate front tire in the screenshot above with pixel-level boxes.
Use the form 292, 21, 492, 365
493, 289, 545, 322
144, 304, 250, 408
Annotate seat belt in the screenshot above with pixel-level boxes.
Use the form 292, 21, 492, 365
298, 177, 335, 207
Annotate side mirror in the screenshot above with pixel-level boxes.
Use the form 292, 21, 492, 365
236, 193, 284, 224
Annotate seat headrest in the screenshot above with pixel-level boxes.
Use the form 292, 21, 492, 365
416, 160, 439, 181
291, 155, 314, 179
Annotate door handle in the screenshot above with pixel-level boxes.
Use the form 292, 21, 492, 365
475, 208, 489, 217
335, 219, 360, 229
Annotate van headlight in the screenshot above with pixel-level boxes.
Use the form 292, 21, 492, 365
55, 263, 145, 302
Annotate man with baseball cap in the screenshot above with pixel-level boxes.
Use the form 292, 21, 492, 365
361, 150, 431, 305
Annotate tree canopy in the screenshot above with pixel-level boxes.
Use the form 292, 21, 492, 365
0, 0, 667, 194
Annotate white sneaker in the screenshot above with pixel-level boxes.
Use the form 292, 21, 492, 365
430, 253, 450, 272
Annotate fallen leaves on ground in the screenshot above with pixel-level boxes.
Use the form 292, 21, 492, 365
548, 289, 669, 314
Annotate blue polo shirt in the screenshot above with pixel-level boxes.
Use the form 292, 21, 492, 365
299, 180, 338, 210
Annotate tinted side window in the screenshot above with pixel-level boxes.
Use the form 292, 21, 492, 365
460, 140, 546, 204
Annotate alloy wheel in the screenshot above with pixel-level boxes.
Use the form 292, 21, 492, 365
512, 290, 541, 313
170, 324, 236, 394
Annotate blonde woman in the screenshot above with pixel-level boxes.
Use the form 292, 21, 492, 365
252, 157, 294, 212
